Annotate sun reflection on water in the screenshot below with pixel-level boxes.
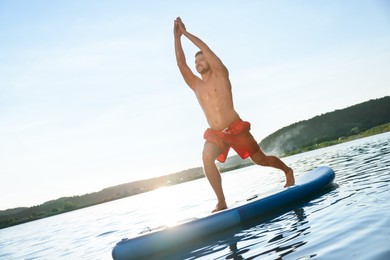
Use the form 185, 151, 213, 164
143, 186, 194, 228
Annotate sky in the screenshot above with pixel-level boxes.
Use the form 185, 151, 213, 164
1, 0, 389, 210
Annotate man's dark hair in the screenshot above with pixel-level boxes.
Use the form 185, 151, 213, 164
195, 51, 203, 57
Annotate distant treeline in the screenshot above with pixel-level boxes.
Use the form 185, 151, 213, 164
1, 96, 390, 229
0, 167, 204, 229
260, 96, 390, 156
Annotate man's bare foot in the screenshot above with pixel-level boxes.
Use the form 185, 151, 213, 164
212, 202, 227, 213
284, 167, 295, 187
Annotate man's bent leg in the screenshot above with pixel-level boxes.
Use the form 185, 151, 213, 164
202, 142, 227, 212
250, 149, 295, 187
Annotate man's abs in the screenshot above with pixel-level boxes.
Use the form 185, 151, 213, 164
204, 108, 240, 131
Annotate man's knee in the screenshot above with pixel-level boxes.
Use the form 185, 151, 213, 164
202, 150, 215, 164
202, 143, 219, 164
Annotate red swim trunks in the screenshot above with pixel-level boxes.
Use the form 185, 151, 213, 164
203, 119, 260, 163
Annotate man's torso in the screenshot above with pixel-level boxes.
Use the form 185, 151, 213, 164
195, 73, 239, 130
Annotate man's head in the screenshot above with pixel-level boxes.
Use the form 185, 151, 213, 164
195, 51, 203, 57
195, 51, 210, 75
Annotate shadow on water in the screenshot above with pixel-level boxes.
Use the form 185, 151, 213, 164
224, 208, 310, 260
165, 208, 311, 260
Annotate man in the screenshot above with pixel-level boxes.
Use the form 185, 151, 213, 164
174, 17, 295, 212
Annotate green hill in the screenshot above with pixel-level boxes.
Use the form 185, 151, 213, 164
260, 96, 390, 156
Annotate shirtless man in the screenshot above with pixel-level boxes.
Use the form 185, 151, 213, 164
174, 17, 295, 212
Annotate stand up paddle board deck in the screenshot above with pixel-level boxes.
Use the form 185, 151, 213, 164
112, 166, 335, 260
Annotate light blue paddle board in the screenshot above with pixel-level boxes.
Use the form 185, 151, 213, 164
112, 166, 335, 259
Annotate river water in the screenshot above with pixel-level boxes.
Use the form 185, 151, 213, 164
1, 133, 389, 259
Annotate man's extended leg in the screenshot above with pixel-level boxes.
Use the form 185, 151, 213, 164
202, 142, 227, 212
250, 149, 295, 187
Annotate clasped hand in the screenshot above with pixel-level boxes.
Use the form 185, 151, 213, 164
174, 17, 186, 37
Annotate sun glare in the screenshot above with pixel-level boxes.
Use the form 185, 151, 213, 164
150, 186, 187, 227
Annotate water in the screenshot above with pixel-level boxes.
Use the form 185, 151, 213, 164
1, 133, 389, 259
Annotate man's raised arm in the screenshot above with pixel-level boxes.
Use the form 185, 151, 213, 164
175, 17, 228, 75
174, 19, 198, 90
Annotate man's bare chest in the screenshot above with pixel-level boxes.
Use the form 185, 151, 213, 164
196, 80, 231, 101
